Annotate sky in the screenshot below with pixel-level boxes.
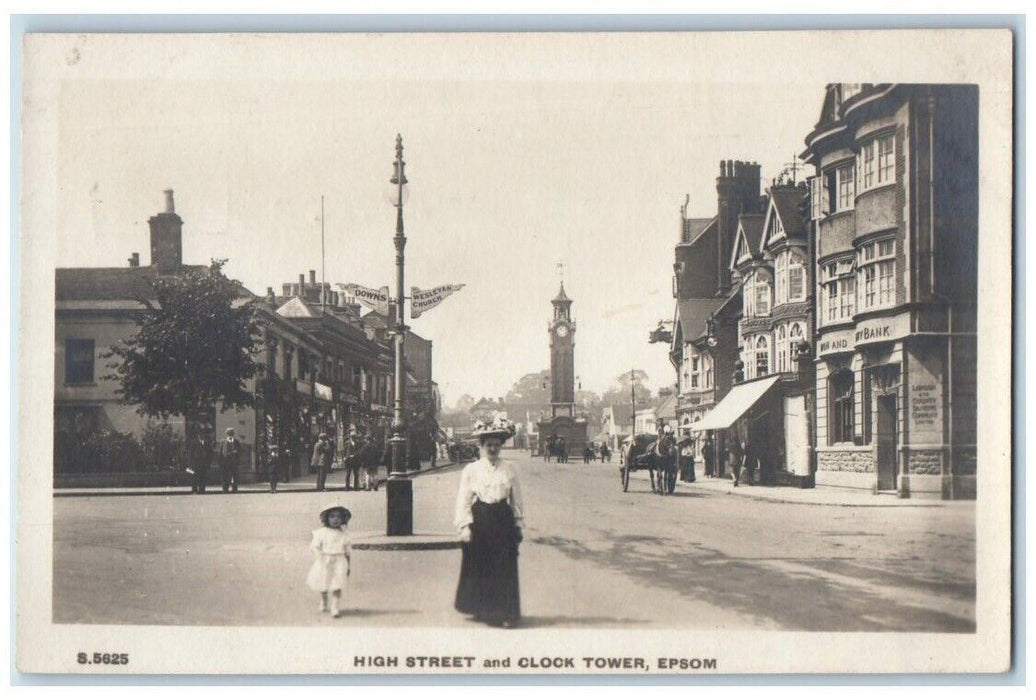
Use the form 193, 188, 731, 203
47, 34, 824, 407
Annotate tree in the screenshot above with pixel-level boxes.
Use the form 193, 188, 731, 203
504, 370, 551, 407
104, 260, 261, 436
601, 369, 653, 407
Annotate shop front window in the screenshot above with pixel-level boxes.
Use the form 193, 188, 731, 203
829, 369, 855, 444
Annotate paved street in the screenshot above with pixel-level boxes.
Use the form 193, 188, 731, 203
53, 450, 975, 631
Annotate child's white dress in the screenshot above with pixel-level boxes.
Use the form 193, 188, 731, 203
306, 526, 352, 592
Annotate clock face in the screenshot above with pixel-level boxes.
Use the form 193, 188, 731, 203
555, 324, 569, 338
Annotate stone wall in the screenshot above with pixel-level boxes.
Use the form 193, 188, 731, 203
817, 447, 873, 473
906, 449, 942, 475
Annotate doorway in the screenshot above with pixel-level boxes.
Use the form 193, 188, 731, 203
875, 394, 898, 491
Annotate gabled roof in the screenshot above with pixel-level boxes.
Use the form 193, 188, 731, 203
655, 393, 678, 421
607, 404, 634, 426
730, 214, 765, 270
681, 216, 717, 246
276, 297, 318, 317
766, 186, 808, 246
682, 217, 713, 245
55, 265, 215, 301
674, 298, 726, 344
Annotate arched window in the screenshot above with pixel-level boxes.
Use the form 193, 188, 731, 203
829, 369, 855, 444
755, 335, 770, 378
776, 325, 788, 372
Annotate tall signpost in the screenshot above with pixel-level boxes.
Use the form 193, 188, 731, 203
378, 135, 465, 537
386, 134, 412, 536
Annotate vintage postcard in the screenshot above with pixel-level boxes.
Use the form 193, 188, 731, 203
16, 28, 1014, 675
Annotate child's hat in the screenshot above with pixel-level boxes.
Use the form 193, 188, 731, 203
319, 502, 351, 524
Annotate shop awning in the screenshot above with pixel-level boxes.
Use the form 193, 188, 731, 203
689, 375, 781, 431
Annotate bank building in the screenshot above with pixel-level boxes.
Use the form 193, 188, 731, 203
802, 83, 978, 499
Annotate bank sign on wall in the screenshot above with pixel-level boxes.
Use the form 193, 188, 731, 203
817, 312, 911, 357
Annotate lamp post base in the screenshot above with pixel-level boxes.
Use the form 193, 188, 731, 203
386, 477, 413, 536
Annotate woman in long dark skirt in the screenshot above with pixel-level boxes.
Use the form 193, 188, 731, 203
454, 418, 524, 628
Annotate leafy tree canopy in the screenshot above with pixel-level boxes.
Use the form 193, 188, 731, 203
104, 259, 261, 421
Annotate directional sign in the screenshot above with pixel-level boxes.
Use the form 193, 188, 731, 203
411, 284, 465, 319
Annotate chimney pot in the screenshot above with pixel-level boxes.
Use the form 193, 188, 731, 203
163, 189, 175, 213
128, 252, 140, 267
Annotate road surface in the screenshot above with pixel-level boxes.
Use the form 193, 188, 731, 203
52, 450, 975, 631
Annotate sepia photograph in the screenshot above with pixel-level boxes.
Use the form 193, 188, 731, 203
15, 27, 1014, 675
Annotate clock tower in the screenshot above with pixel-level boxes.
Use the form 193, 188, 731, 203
549, 282, 576, 417
537, 281, 588, 457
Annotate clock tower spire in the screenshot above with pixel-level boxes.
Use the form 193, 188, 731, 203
549, 281, 576, 417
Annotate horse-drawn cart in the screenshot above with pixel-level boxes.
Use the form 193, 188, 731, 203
620, 432, 678, 494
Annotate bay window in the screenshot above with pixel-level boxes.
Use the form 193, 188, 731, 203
774, 250, 806, 305
837, 163, 855, 211
742, 270, 772, 318
775, 325, 788, 373
858, 238, 896, 311
858, 133, 896, 194
754, 335, 770, 378
820, 259, 856, 324
809, 176, 823, 220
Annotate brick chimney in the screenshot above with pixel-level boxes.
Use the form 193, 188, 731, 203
149, 189, 183, 273
266, 287, 276, 308
128, 252, 140, 267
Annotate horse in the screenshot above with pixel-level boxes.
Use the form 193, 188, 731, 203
622, 432, 678, 494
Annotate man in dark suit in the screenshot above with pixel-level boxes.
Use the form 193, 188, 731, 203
341, 428, 365, 491
218, 428, 243, 493
312, 433, 332, 491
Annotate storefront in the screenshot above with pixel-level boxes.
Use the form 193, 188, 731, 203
813, 311, 972, 499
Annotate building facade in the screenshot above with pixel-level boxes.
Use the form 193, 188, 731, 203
803, 83, 978, 499
670, 160, 763, 472
54, 191, 396, 487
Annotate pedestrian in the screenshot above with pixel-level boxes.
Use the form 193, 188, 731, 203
559, 437, 568, 463
679, 439, 697, 482
702, 435, 716, 478
268, 445, 281, 493
342, 429, 365, 491
601, 444, 611, 463
363, 435, 384, 492
188, 430, 213, 494
728, 437, 743, 487
306, 503, 352, 619
312, 433, 331, 491
218, 427, 242, 493
454, 417, 523, 629
742, 437, 757, 486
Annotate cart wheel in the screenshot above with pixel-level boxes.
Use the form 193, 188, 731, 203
622, 465, 630, 492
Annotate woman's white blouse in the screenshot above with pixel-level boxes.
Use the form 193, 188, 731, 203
454, 457, 525, 531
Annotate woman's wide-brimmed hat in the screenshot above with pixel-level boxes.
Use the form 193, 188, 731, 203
472, 416, 515, 441
319, 502, 352, 525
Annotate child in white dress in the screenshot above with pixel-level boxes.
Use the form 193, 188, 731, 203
306, 503, 352, 618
